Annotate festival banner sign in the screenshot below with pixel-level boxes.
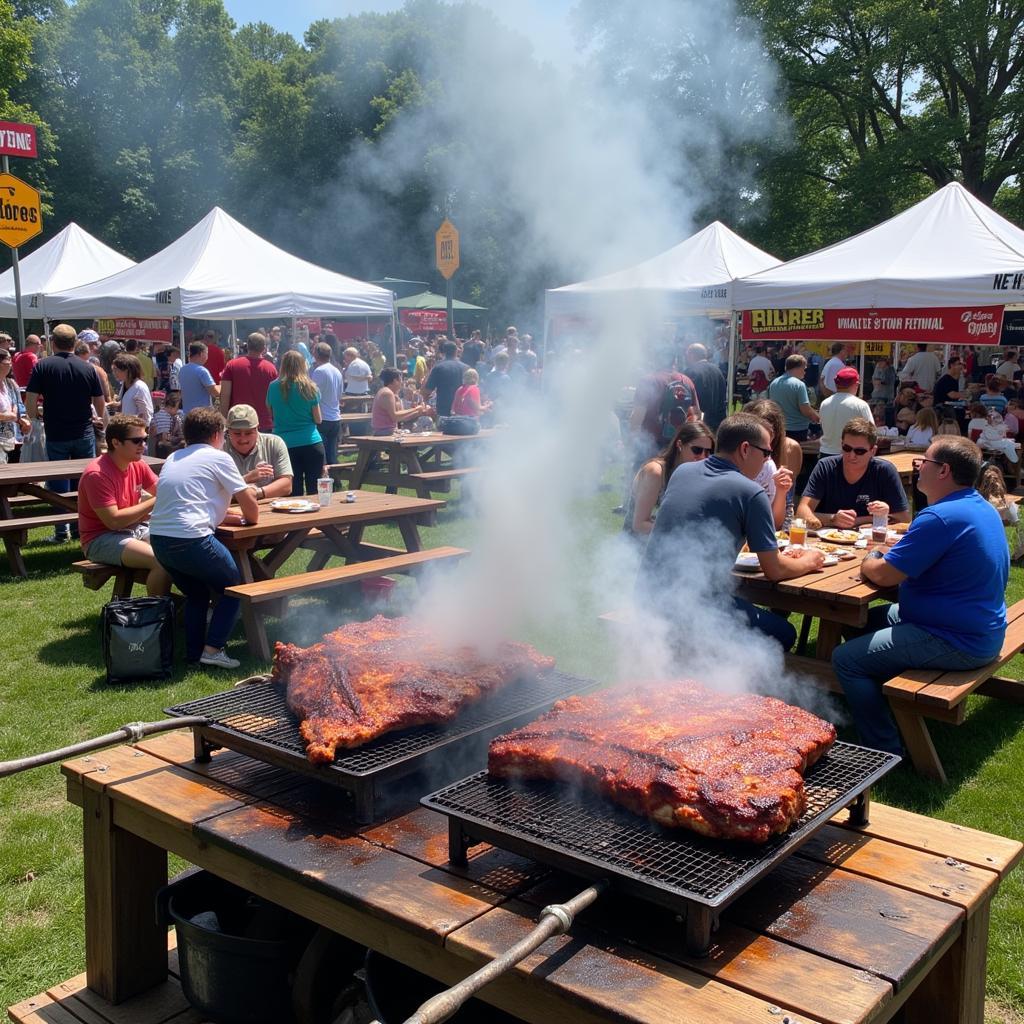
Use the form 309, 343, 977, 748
96, 318, 173, 342
1001, 310, 1024, 346
0, 121, 38, 159
400, 309, 450, 332
741, 306, 1006, 345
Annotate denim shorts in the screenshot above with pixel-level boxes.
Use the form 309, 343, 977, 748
86, 524, 150, 565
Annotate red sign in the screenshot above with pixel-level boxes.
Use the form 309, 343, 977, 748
296, 317, 322, 335
400, 309, 450, 332
741, 305, 1006, 345
0, 122, 38, 159
96, 318, 173, 342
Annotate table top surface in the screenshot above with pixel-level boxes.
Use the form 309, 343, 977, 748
338, 412, 371, 423
215, 489, 443, 541
61, 731, 1023, 1024
0, 455, 163, 486
349, 428, 496, 448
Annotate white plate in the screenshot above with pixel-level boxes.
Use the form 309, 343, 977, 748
269, 499, 318, 513
734, 553, 762, 571
816, 528, 861, 544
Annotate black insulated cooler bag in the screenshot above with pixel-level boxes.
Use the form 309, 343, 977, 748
101, 597, 175, 684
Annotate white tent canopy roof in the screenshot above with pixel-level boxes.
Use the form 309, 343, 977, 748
545, 221, 781, 319
733, 182, 1024, 310
0, 223, 135, 318
45, 207, 395, 320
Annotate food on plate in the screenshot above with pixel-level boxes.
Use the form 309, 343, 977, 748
270, 499, 314, 511
274, 615, 555, 763
775, 530, 790, 542
816, 528, 861, 544
891, 521, 910, 534
489, 683, 836, 843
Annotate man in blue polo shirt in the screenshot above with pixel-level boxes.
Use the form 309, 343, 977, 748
832, 436, 1008, 754
638, 412, 824, 649
768, 353, 820, 441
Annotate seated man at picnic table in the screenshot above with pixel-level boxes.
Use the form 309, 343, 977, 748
222, 404, 294, 501
638, 412, 825, 650
795, 417, 911, 530
832, 436, 1009, 755
77, 414, 171, 596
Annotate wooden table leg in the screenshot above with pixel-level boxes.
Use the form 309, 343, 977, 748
348, 448, 373, 490
890, 704, 946, 783
397, 515, 423, 552
815, 620, 844, 660
82, 781, 167, 1002
903, 901, 989, 1024
4, 528, 28, 577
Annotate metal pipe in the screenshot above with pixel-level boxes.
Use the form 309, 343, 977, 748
0, 716, 208, 779
390, 879, 609, 1024
726, 311, 738, 411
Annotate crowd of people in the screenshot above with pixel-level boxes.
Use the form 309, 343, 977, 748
4, 321, 541, 668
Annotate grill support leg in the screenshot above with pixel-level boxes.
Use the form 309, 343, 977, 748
448, 819, 474, 866
684, 906, 715, 958
848, 788, 871, 828
192, 731, 214, 764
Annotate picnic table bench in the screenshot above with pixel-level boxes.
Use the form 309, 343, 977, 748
71, 560, 149, 599
42, 730, 1022, 1024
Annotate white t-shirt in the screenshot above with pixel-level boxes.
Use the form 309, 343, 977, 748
902, 351, 941, 391
311, 362, 344, 421
876, 424, 900, 437
818, 391, 873, 454
754, 457, 779, 501
906, 425, 934, 446
821, 356, 847, 393
121, 380, 153, 425
747, 355, 774, 379
343, 358, 372, 394
149, 444, 248, 538
996, 360, 1019, 379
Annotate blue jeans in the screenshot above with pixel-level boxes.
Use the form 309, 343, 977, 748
47, 431, 96, 537
832, 604, 995, 754
733, 597, 797, 651
319, 419, 341, 465
151, 534, 241, 661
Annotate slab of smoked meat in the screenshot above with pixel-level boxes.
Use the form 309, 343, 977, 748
488, 682, 836, 843
273, 615, 555, 764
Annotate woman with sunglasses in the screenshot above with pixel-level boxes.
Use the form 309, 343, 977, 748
624, 420, 715, 537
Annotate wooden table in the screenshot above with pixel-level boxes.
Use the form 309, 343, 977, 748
347, 429, 494, 497
734, 543, 897, 659
60, 730, 1022, 1024
0, 456, 163, 576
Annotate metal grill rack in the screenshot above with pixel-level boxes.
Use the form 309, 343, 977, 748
422, 742, 899, 955
165, 670, 596, 822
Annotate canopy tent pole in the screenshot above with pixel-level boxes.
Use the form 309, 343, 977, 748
230, 320, 237, 358
858, 343, 865, 397
390, 297, 399, 367
42, 316, 49, 349
726, 312, 738, 412
894, 342, 901, 387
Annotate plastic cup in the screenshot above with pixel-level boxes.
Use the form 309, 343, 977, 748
789, 519, 807, 546
317, 477, 332, 507
871, 512, 888, 543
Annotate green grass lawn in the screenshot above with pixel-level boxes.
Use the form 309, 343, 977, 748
1, 480, 1023, 1016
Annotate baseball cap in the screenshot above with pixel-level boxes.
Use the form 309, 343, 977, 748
225, 405, 259, 429
835, 367, 860, 385
78, 329, 99, 343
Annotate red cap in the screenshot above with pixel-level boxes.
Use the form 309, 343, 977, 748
835, 367, 860, 385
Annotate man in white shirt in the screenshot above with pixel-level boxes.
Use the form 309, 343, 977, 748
818, 367, 873, 455
342, 347, 372, 395
901, 344, 942, 392
311, 342, 345, 463
819, 343, 851, 398
996, 350, 1020, 380
746, 346, 775, 383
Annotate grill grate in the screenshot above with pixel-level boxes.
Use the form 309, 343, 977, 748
165, 670, 596, 821
423, 741, 898, 947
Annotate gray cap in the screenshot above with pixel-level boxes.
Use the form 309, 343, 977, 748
225, 404, 259, 429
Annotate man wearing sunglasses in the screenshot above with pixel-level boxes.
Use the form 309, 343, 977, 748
796, 418, 910, 530
639, 413, 824, 650
77, 414, 171, 596
832, 436, 1008, 755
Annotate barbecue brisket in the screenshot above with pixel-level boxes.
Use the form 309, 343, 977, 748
488, 683, 836, 843
273, 615, 555, 763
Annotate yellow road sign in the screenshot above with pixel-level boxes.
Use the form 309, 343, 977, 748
0, 172, 42, 248
435, 218, 460, 279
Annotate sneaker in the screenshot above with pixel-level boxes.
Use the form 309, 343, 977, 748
199, 649, 241, 670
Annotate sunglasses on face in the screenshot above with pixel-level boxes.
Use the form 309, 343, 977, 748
689, 445, 712, 457
122, 435, 148, 446
841, 443, 871, 456
750, 443, 773, 460
912, 457, 945, 471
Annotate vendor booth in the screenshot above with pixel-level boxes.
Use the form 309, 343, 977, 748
396, 290, 487, 335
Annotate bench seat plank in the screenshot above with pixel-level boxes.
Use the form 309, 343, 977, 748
0, 511, 77, 532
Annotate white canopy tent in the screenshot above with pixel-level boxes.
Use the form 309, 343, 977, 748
733, 182, 1024, 310
545, 221, 781, 320
0, 222, 135, 319
44, 207, 396, 321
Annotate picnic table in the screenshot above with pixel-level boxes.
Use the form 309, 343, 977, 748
46, 729, 1021, 1024
347, 428, 494, 498
214, 490, 447, 659
733, 540, 897, 660
0, 456, 163, 577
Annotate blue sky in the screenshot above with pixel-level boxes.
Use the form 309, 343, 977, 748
222, 0, 576, 61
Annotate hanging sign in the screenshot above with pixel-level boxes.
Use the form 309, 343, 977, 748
0, 172, 42, 248
741, 306, 1005, 345
1001, 310, 1024, 346
0, 121, 38, 159
435, 219, 460, 280
400, 309, 451, 332
96, 318, 173, 342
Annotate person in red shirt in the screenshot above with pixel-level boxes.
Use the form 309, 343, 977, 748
202, 330, 226, 383
78, 414, 170, 595
219, 332, 279, 430
12, 335, 41, 388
